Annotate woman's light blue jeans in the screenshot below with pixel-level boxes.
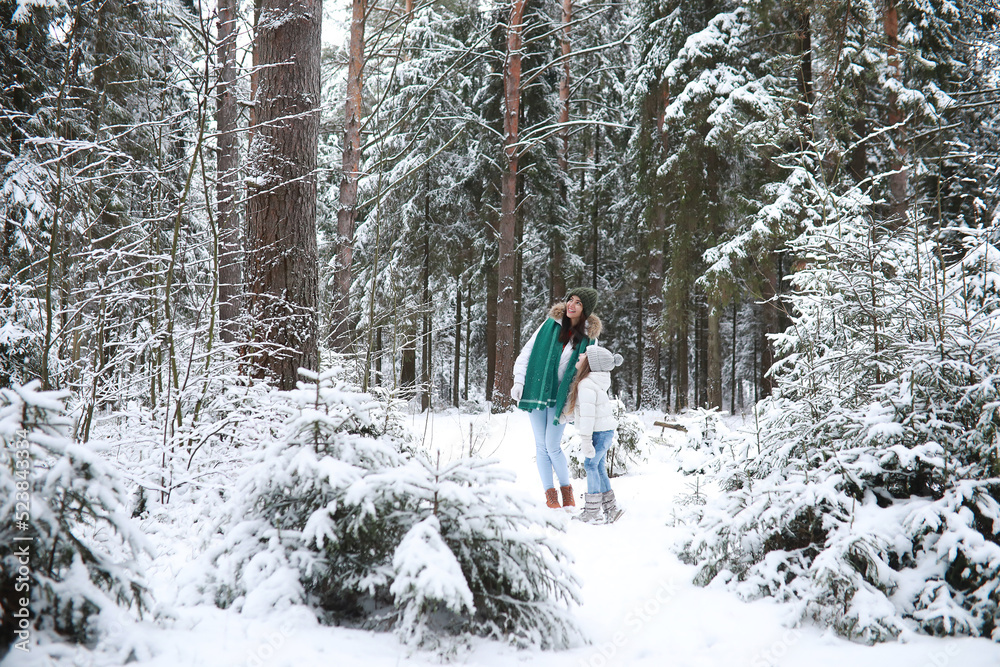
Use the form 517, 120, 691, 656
528, 406, 569, 490
583, 429, 614, 494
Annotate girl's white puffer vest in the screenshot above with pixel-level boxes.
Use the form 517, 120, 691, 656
573, 371, 617, 437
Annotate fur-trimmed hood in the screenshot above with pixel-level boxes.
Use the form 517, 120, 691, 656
549, 303, 602, 341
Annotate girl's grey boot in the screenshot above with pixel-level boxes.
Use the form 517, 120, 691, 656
573, 493, 604, 523
601, 490, 624, 523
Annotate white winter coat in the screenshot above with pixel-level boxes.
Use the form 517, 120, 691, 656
571, 371, 617, 438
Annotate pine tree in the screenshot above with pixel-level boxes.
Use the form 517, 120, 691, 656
205, 370, 584, 649
681, 153, 1000, 645
246, 0, 322, 388
1, 382, 150, 650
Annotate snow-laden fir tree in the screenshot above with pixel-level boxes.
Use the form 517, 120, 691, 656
0, 382, 150, 653
205, 370, 584, 650
680, 176, 1000, 643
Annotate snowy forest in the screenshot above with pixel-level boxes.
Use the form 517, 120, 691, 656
2, 0, 1000, 662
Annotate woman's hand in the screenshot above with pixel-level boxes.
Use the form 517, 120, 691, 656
510, 383, 523, 402
582, 436, 596, 458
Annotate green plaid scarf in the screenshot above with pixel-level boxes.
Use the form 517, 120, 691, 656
517, 318, 593, 422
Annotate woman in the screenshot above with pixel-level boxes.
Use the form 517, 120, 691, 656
511, 287, 601, 509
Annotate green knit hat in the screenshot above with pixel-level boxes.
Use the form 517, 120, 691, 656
566, 286, 599, 318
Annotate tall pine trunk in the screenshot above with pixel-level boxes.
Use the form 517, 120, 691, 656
675, 313, 689, 411
216, 0, 241, 343
493, 0, 526, 410
485, 222, 498, 402
550, 0, 572, 299
641, 210, 664, 409
883, 0, 908, 223
245, 0, 321, 389
795, 9, 814, 144
639, 81, 668, 409
707, 302, 722, 409
331, 0, 366, 349
420, 229, 431, 411
400, 323, 416, 397
759, 264, 780, 397
453, 276, 462, 408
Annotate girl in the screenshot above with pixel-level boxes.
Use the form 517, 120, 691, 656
563, 345, 624, 523
511, 287, 601, 509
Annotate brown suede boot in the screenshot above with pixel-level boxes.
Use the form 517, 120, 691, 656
559, 484, 576, 508
545, 488, 561, 509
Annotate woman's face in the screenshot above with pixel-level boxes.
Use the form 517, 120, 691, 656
566, 295, 584, 323
576, 353, 587, 371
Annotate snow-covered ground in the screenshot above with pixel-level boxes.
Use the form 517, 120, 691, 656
7, 408, 1000, 667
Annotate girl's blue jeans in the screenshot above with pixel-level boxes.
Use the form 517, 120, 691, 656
584, 429, 614, 494
528, 406, 569, 490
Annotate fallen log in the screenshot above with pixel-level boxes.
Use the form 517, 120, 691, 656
653, 420, 687, 433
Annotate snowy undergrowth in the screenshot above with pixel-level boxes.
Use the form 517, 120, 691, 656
197, 370, 584, 652
0, 382, 151, 655
679, 184, 1000, 644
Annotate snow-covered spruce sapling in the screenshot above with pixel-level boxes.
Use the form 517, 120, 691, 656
679, 197, 1000, 643
605, 400, 647, 478
208, 370, 584, 649
0, 382, 150, 650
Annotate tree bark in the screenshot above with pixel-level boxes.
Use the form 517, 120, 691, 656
464, 279, 471, 401
693, 303, 702, 407
557, 0, 571, 174
515, 177, 524, 354
730, 297, 738, 414
707, 302, 722, 409
493, 0, 526, 410
485, 223, 498, 402
641, 211, 664, 409
374, 324, 382, 386
453, 277, 462, 407
675, 313, 689, 411
245, 0, 321, 389
420, 229, 431, 411
850, 82, 868, 183
640, 82, 668, 409
884, 0, 908, 223
795, 9, 814, 144
636, 282, 644, 407
759, 263, 780, 397
331, 0, 366, 349
400, 322, 416, 396
216, 0, 241, 343
550, 0, 571, 300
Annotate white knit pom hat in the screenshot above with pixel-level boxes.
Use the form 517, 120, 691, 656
586, 345, 623, 372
